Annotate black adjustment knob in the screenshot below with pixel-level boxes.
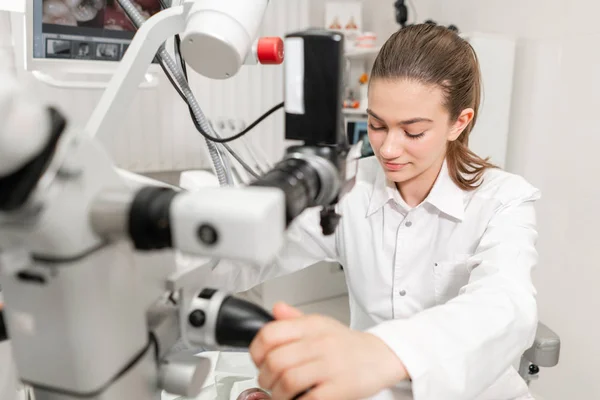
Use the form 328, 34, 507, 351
197, 224, 218, 246
320, 207, 342, 236
198, 288, 217, 300
188, 310, 206, 328
529, 364, 540, 375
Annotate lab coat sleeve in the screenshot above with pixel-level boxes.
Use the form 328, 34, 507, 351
368, 193, 540, 400
177, 206, 338, 294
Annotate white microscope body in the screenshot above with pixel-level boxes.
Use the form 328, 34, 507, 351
0, 1, 350, 399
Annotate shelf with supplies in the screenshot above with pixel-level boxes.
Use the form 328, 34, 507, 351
342, 108, 368, 116
344, 46, 382, 59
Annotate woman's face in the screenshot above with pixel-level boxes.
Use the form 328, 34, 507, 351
367, 78, 472, 185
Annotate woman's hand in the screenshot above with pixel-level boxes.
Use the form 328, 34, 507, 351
249, 303, 408, 400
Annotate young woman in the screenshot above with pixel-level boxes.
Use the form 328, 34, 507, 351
207, 24, 540, 400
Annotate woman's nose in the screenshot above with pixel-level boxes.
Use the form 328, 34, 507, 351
379, 131, 405, 160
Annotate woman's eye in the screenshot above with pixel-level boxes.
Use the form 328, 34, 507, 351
368, 123, 386, 131
406, 131, 426, 139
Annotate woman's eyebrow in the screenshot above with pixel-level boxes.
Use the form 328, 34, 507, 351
366, 109, 433, 125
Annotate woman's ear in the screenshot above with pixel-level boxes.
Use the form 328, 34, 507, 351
448, 108, 475, 141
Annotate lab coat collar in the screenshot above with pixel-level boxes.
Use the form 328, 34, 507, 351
426, 161, 465, 221
366, 167, 403, 217
366, 160, 465, 220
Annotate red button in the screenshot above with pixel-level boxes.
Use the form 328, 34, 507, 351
257, 37, 284, 64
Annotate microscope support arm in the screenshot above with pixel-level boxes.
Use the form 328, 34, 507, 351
85, 4, 186, 141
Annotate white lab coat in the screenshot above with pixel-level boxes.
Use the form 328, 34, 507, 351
196, 157, 541, 400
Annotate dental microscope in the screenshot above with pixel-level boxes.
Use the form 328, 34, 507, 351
0, 1, 352, 399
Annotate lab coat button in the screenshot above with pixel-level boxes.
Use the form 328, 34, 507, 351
399, 290, 407, 296
405, 221, 412, 227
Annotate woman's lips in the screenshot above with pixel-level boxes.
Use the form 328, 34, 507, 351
384, 162, 409, 171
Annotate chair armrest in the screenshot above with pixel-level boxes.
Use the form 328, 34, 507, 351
524, 322, 560, 367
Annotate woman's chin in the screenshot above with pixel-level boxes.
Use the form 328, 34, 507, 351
382, 165, 415, 183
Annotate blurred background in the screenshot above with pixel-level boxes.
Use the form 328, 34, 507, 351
1, 1, 599, 399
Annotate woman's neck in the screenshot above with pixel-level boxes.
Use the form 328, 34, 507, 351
396, 157, 445, 208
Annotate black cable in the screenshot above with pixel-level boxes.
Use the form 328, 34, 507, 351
158, 50, 262, 177
168, 15, 281, 145
0, 307, 7, 342
150, 332, 160, 363
160, 38, 284, 146
223, 143, 261, 179
156, 54, 188, 101
166, 64, 283, 144
171, 30, 284, 144
154, 53, 261, 178
175, 34, 188, 80
187, 102, 284, 144
184, 106, 260, 179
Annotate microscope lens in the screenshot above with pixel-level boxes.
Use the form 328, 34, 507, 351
236, 388, 271, 400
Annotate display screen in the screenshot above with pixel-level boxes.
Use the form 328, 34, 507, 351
33, 0, 162, 62
347, 120, 374, 158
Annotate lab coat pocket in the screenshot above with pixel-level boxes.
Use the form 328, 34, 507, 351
433, 255, 473, 304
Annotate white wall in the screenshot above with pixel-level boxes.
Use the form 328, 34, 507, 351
329, 0, 600, 398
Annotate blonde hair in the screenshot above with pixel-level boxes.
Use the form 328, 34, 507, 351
370, 24, 496, 191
